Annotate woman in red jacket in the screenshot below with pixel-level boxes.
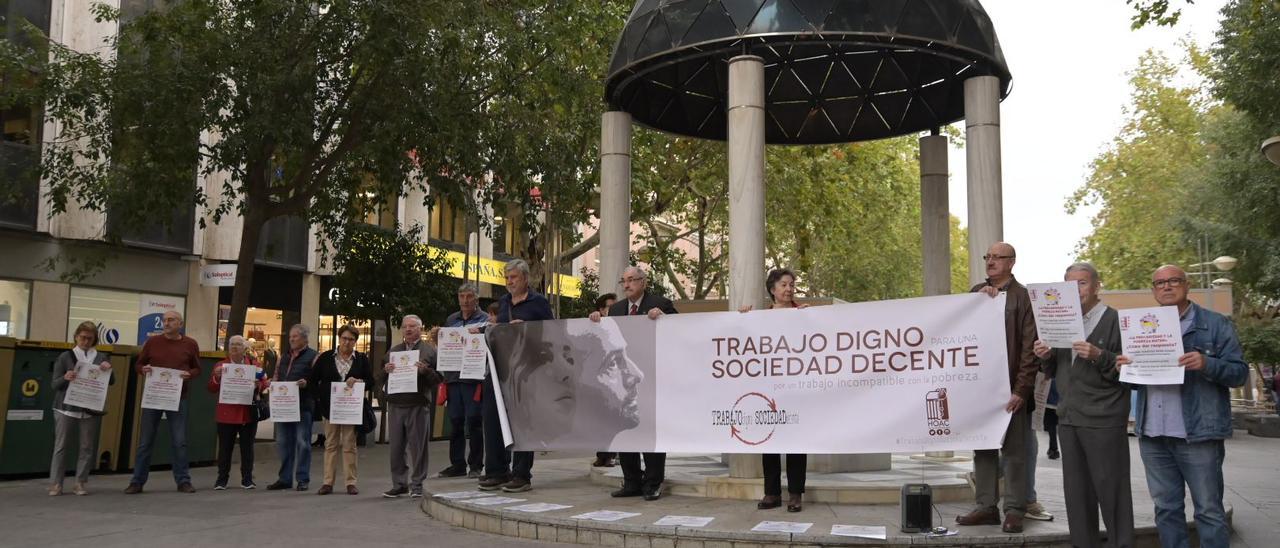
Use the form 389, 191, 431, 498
207, 334, 269, 490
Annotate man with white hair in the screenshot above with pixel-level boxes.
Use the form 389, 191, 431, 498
381, 314, 442, 498
267, 324, 318, 491
125, 310, 202, 494
479, 259, 554, 494
590, 265, 676, 501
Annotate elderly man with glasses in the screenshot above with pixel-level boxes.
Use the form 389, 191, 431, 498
956, 242, 1040, 533
1118, 265, 1247, 548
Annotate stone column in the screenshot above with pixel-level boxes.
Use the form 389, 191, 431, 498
599, 111, 633, 300
964, 76, 1003, 285
726, 55, 767, 478
920, 132, 950, 297
920, 131, 957, 460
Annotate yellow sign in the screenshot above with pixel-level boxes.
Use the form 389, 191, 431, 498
435, 247, 581, 299
21, 379, 39, 397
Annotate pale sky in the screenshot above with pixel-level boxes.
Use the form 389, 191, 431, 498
947, 0, 1227, 283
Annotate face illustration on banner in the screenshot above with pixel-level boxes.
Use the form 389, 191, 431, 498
1043, 288, 1060, 305
158, 370, 173, 383
87, 368, 102, 381
276, 385, 289, 395
343, 385, 354, 396
491, 319, 645, 447
233, 368, 245, 378
469, 338, 481, 350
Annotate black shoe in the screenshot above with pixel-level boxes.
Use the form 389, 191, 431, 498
757, 495, 782, 509
437, 465, 467, 478
611, 486, 643, 498
642, 484, 662, 501
296, 483, 309, 492
467, 468, 483, 479
1047, 448, 1060, 460
478, 475, 508, 491
241, 480, 256, 490
383, 486, 409, 498
266, 481, 291, 491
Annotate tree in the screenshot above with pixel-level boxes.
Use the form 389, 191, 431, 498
1211, 0, 1280, 130
328, 223, 454, 331
1127, 0, 1197, 29
0, 0, 627, 342
1066, 50, 1209, 289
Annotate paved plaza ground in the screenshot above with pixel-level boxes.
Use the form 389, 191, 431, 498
1, 431, 1277, 547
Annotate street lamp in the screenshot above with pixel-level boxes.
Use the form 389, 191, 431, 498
1263, 136, 1280, 167
1189, 254, 1238, 315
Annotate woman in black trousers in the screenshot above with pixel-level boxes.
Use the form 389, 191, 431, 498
740, 268, 808, 512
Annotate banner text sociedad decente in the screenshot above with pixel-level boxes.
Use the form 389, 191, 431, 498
710, 328, 979, 379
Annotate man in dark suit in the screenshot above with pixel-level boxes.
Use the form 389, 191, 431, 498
590, 266, 676, 501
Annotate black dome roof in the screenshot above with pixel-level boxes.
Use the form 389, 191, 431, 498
605, 0, 1012, 144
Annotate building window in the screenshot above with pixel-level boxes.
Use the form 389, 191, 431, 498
67, 287, 185, 345
429, 196, 468, 245
1, 0, 51, 231
0, 279, 31, 338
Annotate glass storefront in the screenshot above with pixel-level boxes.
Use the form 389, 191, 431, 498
0, 279, 31, 338
317, 315, 373, 354
67, 287, 185, 345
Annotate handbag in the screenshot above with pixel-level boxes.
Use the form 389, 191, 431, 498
358, 399, 376, 434
253, 395, 271, 422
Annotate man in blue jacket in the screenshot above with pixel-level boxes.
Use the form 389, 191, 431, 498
1121, 265, 1248, 548
268, 324, 318, 491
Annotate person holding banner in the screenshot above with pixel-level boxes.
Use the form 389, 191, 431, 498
381, 314, 442, 498
207, 335, 269, 490
125, 310, 201, 495
591, 292, 619, 469
48, 321, 114, 496
740, 269, 808, 513
479, 259, 554, 494
311, 324, 372, 495
1118, 265, 1247, 548
591, 266, 676, 502
1032, 262, 1133, 548
956, 242, 1038, 533
267, 324, 318, 492
438, 283, 490, 479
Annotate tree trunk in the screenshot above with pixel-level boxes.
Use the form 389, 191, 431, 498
226, 207, 267, 349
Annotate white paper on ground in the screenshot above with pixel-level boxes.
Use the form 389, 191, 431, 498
653, 515, 715, 527
571, 510, 642, 522
751, 521, 813, 533
465, 496, 526, 506
433, 491, 496, 500
506, 503, 573, 513
831, 524, 887, 539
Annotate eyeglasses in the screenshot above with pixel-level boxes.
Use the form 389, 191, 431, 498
982, 254, 1015, 261
619, 277, 645, 284
1152, 277, 1186, 289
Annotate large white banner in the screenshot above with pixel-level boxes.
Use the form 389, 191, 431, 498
489, 293, 1013, 453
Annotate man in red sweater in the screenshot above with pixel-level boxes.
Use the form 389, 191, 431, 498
125, 310, 202, 494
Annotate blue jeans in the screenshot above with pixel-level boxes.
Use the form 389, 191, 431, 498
275, 410, 313, 486
1139, 436, 1230, 548
447, 382, 484, 471
130, 399, 191, 486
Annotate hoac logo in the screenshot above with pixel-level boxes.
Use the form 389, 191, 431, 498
926, 388, 951, 436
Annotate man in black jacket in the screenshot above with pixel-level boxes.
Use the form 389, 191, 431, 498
590, 266, 676, 501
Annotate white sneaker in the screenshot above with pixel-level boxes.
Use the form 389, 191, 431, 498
1025, 502, 1054, 521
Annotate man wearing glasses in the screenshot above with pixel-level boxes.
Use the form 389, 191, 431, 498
1118, 265, 1246, 548
590, 266, 676, 501
956, 242, 1039, 533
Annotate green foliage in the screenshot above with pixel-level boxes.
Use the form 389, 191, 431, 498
1211, 0, 1280, 131
1127, 0, 1195, 29
1067, 50, 1207, 289
1237, 315, 1280, 365
329, 223, 453, 328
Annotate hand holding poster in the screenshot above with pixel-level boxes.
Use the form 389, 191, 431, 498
437, 328, 466, 372
140, 368, 182, 411
1027, 282, 1086, 348
460, 332, 487, 380
218, 364, 256, 405
64, 363, 111, 412
329, 381, 365, 425
1119, 306, 1185, 385
386, 350, 419, 394
270, 381, 301, 422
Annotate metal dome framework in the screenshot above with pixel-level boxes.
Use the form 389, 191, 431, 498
605, 0, 1012, 144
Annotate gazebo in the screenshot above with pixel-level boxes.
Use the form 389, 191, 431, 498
595, 0, 1012, 478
